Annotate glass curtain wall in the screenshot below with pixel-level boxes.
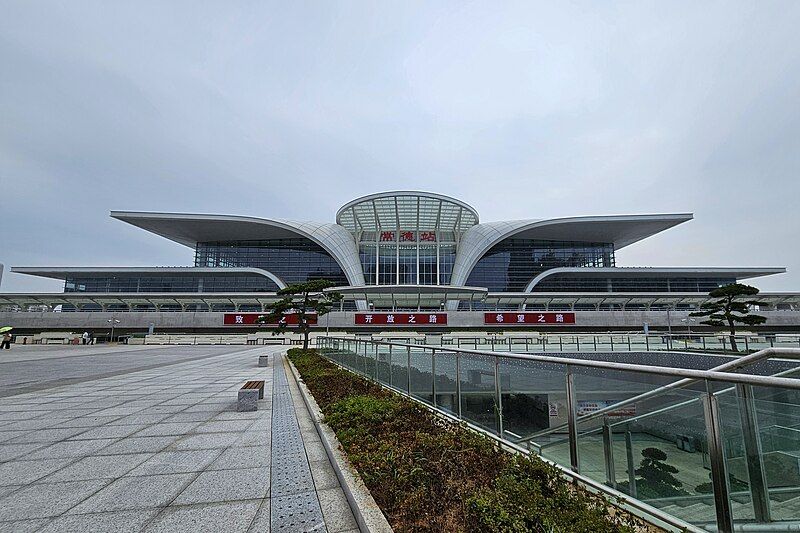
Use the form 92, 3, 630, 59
358, 233, 458, 285
532, 276, 737, 293
195, 239, 348, 286
466, 239, 615, 292
64, 274, 280, 293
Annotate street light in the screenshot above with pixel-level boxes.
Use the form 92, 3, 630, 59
681, 317, 696, 335
107, 318, 121, 343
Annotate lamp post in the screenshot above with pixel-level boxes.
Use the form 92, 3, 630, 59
681, 317, 696, 335
107, 318, 121, 343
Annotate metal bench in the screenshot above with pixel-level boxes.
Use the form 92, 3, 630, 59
238, 380, 265, 412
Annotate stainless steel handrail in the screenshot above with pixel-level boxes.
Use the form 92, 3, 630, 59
320, 338, 800, 390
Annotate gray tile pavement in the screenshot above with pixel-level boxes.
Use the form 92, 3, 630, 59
0, 345, 360, 532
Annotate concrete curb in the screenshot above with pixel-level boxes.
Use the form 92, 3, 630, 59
285, 354, 394, 533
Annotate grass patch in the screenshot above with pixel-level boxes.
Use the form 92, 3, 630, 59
288, 348, 648, 532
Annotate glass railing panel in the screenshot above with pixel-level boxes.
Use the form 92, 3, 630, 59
375, 345, 391, 386
390, 345, 410, 394
459, 353, 498, 434
498, 357, 566, 446
433, 351, 458, 416
560, 336, 579, 352
573, 367, 704, 488
712, 383, 756, 523
568, 366, 712, 524
409, 348, 433, 405
615, 397, 711, 524
750, 379, 800, 522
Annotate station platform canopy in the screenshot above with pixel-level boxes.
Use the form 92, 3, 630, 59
2, 290, 800, 312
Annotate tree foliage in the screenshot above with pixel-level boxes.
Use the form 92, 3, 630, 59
631, 447, 688, 499
255, 279, 342, 349
690, 283, 767, 351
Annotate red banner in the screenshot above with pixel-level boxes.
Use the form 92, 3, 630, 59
223, 313, 318, 326
355, 313, 447, 326
484, 312, 576, 325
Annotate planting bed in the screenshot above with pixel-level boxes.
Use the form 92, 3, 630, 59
288, 348, 653, 533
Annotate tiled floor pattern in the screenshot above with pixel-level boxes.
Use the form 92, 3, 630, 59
0, 345, 359, 532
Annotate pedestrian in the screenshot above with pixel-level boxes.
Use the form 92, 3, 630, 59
82, 331, 90, 345
1, 332, 11, 350
89, 331, 94, 345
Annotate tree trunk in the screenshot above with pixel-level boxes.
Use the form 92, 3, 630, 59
728, 318, 738, 352
302, 327, 309, 351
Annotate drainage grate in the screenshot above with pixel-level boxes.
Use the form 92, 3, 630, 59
270, 353, 326, 531
272, 490, 327, 531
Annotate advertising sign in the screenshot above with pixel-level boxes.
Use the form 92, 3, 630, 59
484, 312, 576, 325
355, 313, 447, 326
223, 313, 318, 326
577, 400, 635, 417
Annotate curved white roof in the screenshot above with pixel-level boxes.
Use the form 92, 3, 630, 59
12, 266, 289, 289
110, 212, 365, 287
523, 267, 786, 292
336, 191, 479, 233
448, 214, 694, 287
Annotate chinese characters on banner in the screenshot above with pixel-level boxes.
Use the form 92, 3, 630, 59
354, 313, 448, 326
223, 313, 318, 326
483, 312, 576, 325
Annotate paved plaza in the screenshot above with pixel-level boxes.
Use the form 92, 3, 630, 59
0, 344, 359, 532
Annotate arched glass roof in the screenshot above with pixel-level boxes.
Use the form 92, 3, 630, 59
336, 191, 479, 233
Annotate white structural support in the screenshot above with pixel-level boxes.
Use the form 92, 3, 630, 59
448, 214, 694, 289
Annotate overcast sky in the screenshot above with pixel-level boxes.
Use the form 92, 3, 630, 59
2, 1, 799, 293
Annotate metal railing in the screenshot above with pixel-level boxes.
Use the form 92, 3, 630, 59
443, 333, 800, 353
316, 336, 800, 533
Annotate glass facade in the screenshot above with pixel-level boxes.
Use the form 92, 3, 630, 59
195, 239, 348, 286
358, 233, 458, 285
531, 275, 736, 293
466, 239, 615, 292
64, 274, 279, 293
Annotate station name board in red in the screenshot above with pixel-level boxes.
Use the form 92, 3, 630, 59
484, 312, 576, 325
355, 313, 447, 326
223, 313, 318, 326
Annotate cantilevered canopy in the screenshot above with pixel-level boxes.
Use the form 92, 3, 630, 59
109, 211, 365, 286
329, 284, 487, 310
449, 214, 695, 287
524, 267, 787, 292
11, 266, 288, 289
336, 191, 479, 233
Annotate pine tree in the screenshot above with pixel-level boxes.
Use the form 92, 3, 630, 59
256, 279, 342, 350
690, 283, 767, 352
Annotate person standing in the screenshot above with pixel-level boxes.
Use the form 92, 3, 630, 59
1, 332, 11, 349
82, 331, 90, 345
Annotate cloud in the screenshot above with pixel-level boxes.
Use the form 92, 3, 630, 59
2, 1, 799, 292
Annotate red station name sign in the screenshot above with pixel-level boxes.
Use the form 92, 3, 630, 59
484, 312, 576, 325
355, 313, 447, 326
223, 313, 318, 326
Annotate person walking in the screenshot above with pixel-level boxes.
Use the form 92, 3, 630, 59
1, 332, 11, 350
82, 331, 90, 345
